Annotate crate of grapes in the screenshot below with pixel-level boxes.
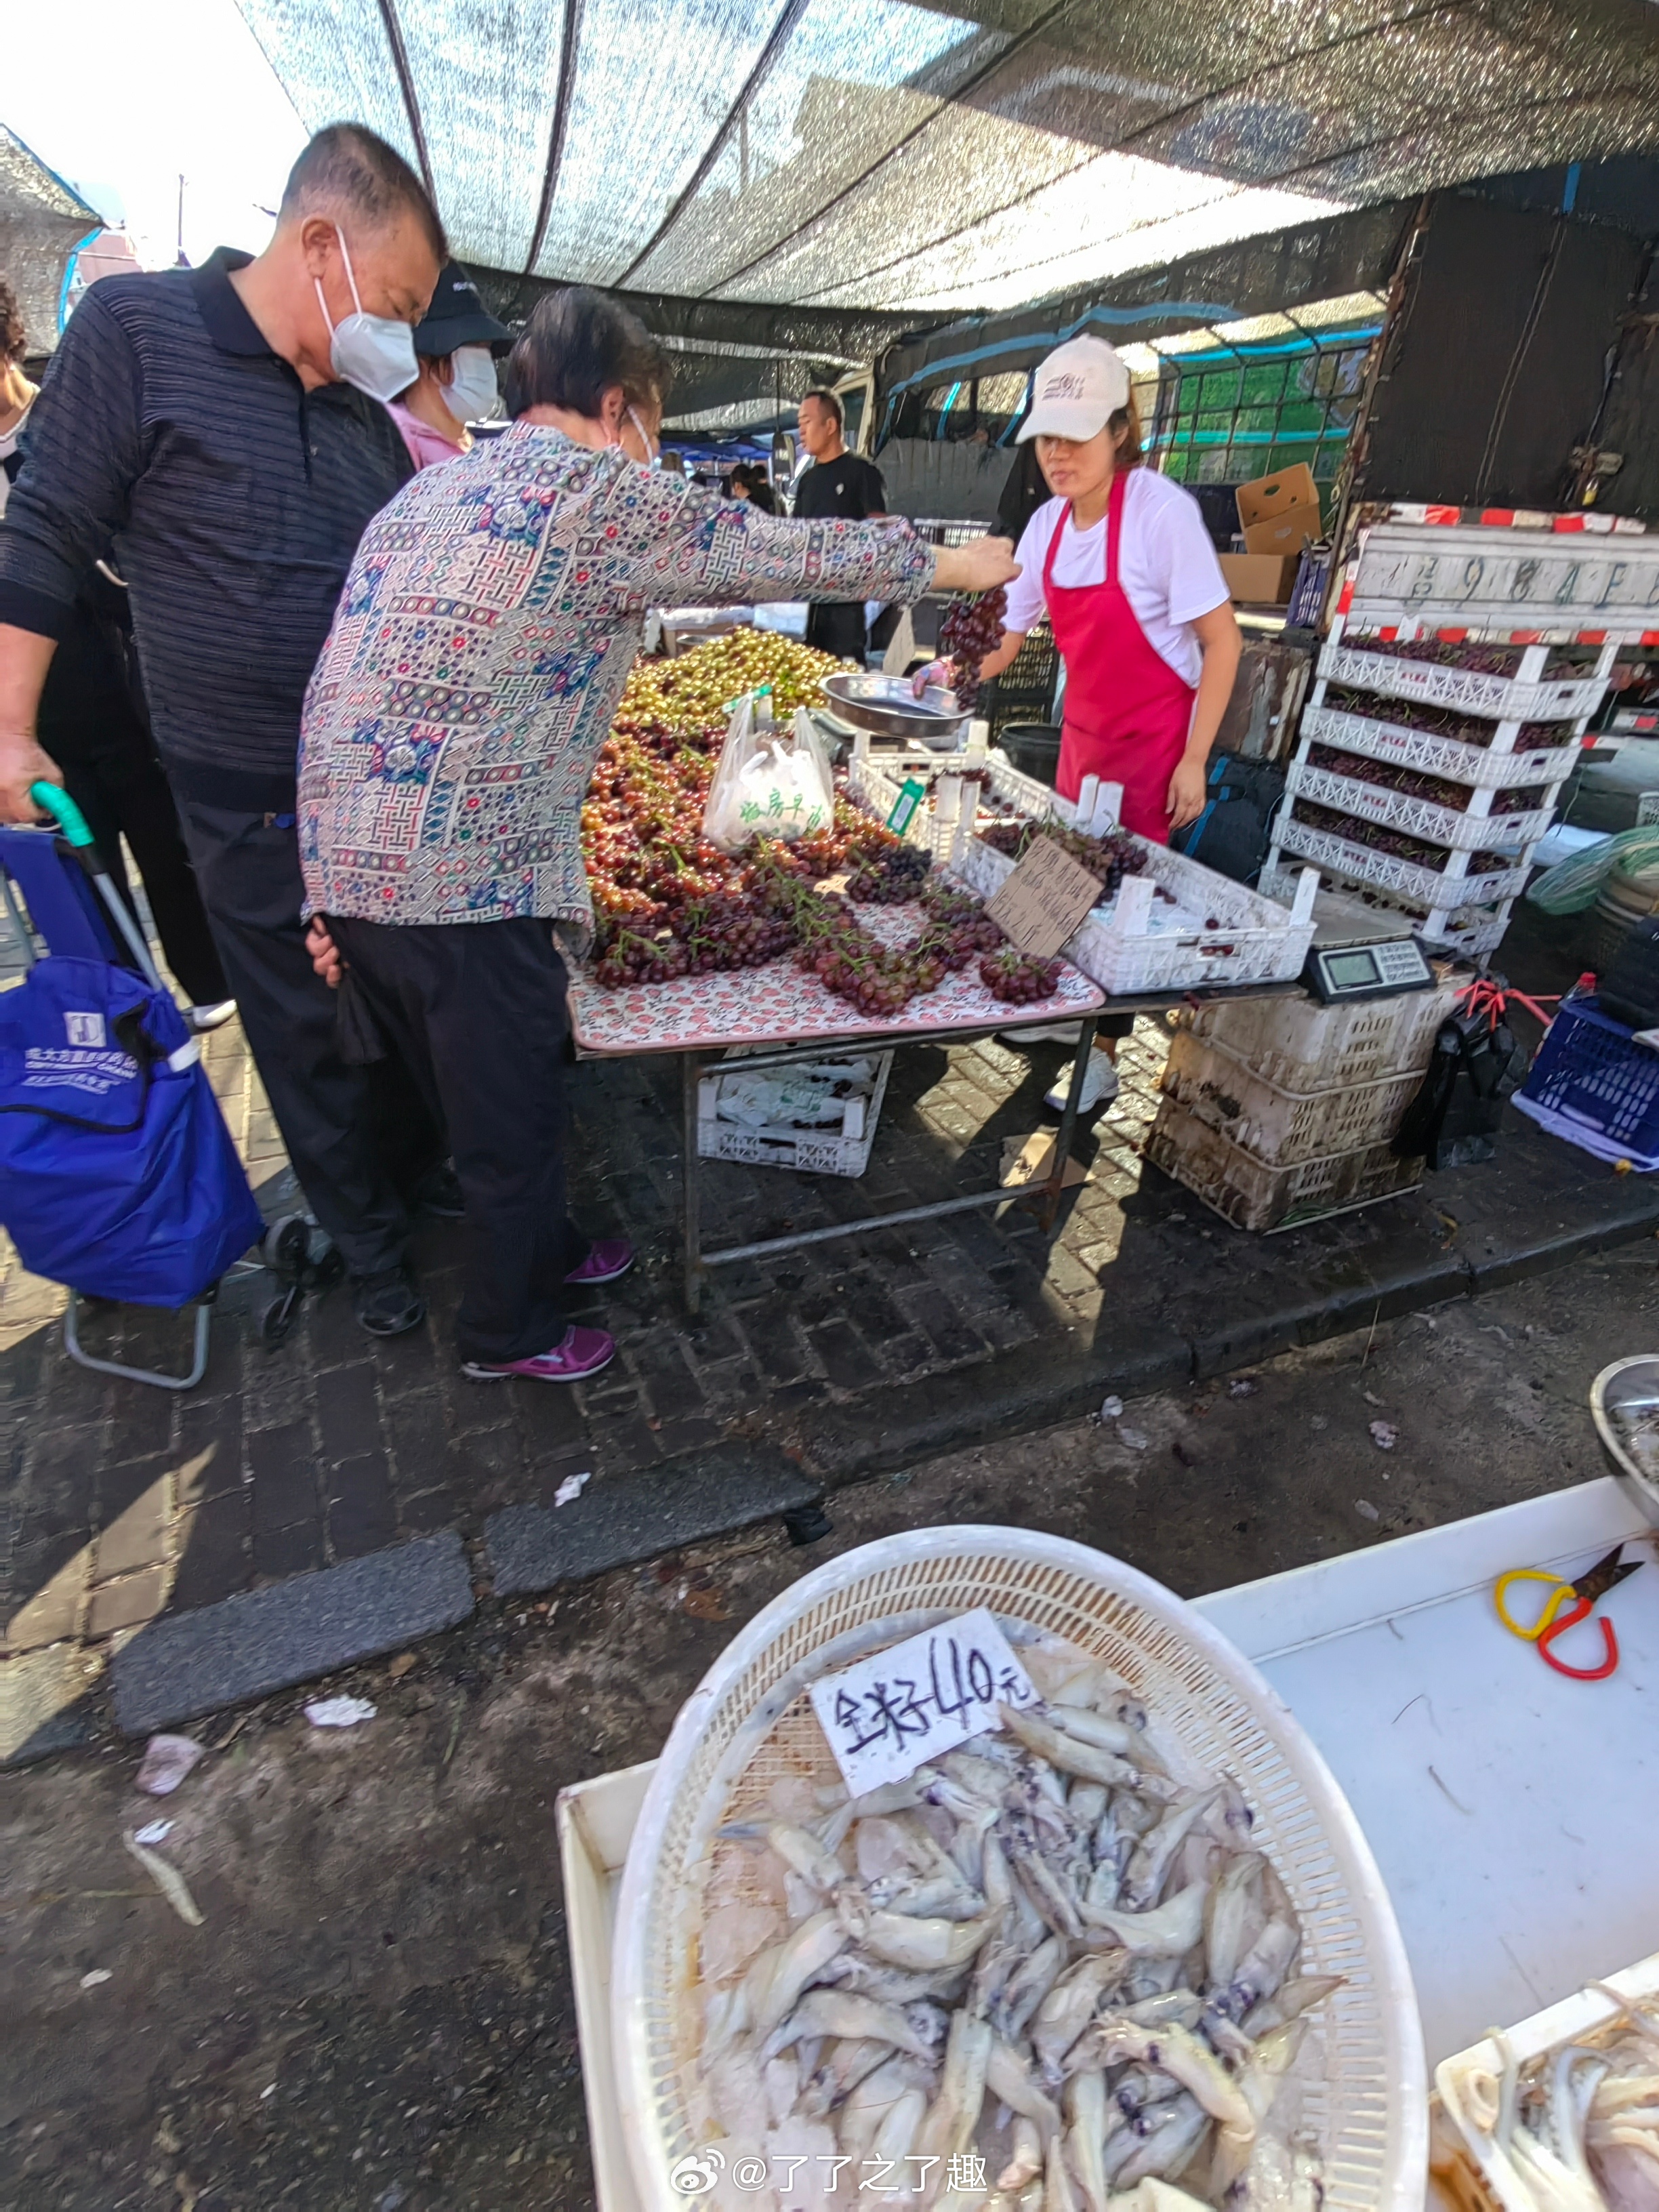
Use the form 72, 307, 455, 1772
1317, 636, 1610, 723
1300, 697, 1581, 790
1277, 803, 1532, 909
1286, 753, 1559, 852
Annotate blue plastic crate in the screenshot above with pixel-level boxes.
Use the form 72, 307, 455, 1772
1520, 996, 1659, 1154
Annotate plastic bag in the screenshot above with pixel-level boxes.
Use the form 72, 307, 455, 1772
1527, 826, 1659, 915
703, 701, 834, 853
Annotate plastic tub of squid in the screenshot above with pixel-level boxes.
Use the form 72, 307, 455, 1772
1433, 1950, 1659, 2212
610, 1525, 1425, 2212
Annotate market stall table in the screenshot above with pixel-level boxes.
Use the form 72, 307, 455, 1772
557, 1476, 1659, 2212
571, 943, 1305, 1312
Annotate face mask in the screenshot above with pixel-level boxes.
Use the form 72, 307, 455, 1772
443, 346, 499, 426
628, 405, 661, 470
315, 228, 418, 405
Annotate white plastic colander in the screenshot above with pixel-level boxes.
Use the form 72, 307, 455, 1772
611, 1528, 1427, 2211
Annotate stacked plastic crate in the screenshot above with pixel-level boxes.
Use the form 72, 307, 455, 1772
1263, 512, 1659, 957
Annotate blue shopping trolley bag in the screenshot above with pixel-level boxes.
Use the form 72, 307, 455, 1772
0, 783, 263, 1387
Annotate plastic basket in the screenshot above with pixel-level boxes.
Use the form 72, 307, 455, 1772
1301, 702, 1578, 790
1176, 977, 1460, 1092
1517, 994, 1659, 1156
1161, 1029, 1423, 1165
1277, 814, 1532, 909
1143, 1099, 1424, 1231
1286, 758, 1557, 853
981, 621, 1060, 740
1435, 1950, 1659, 2212
1319, 641, 1603, 723
611, 1526, 1425, 2212
695, 1052, 892, 1177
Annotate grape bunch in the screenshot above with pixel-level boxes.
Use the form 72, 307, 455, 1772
937, 586, 1008, 712
670, 895, 794, 972
979, 947, 1063, 1003
981, 817, 1145, 901
847, 841, 932, 904
593, 926, 691, 987
1358, 635, 1583, 681
1291, 798, 1511, 876
1324, 687, 1577, 753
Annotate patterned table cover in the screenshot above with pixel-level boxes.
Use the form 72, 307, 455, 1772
569, 905, 1106, 1059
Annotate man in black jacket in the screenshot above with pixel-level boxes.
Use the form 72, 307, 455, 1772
0, 125, 450, 1336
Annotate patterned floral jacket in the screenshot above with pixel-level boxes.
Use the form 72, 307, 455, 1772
298, 424, 935, 928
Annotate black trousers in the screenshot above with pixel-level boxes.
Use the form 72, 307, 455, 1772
176, 803, 444, 1275
59, 745, 230, 1008
806, 602, 869, 661
329, 914, 586, 1364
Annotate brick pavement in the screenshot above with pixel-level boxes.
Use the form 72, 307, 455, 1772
6, 912, 1658, 1750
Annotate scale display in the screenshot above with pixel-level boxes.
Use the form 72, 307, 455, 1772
1304, 937, 1435, 1004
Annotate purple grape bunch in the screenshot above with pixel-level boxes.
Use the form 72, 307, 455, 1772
938, 587, 1008, 712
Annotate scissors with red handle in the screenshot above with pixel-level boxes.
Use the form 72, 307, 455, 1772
1493, 1544, 1641, 1680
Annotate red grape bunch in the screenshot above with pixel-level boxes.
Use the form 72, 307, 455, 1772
979, 947, 1063, 1003
937, 586, 1008, 712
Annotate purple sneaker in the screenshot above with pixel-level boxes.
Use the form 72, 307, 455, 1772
565, 1237, 634, 1287
462, 1326, 615, 1384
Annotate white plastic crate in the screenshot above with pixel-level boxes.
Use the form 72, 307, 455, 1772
1286, 757, 1558, 851
1176, 972, 1461, 1092
1341, 517, 1659, 639
1161, 1028, 1424, 1165
695, 1052, 892, 1177
1302, 700, 1579, 789
612, 1527, 1425, 2212
1434, 1951, 1659, 2212
1261, 866, 1519, 960
1143, 1097, 1425, 1231
1277, 813, 1533, 909
1317, 640, 1605, 724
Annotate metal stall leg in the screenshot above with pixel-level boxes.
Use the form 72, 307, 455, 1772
1041, 1016, 1099, 1231
682, 1050, 704, 1317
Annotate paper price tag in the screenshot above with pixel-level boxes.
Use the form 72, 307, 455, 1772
808, 1607, 1040, 1794
985, 834, 1100, 958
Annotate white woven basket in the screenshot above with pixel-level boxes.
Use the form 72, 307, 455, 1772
611, 1528, 1426, 2212
1286, 760, 1557, 853
1317, 642, 1603, 723
1301, 703, 1576, 791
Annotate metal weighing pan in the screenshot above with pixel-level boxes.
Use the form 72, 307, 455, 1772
1592, 1355, 1659, 1521
821, 671, 968, 750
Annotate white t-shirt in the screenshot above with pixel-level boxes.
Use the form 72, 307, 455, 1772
1003, 470, 1229, 687
0, 396, 35, 519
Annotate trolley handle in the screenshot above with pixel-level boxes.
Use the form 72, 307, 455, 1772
28, 780, 96, 848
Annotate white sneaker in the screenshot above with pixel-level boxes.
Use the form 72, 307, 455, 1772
1046, 1054, 1119, 1116
998, 1023, 1084, 1048
187, 999, 238, 1033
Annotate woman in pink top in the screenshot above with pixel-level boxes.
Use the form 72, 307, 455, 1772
386, 260, 511, 469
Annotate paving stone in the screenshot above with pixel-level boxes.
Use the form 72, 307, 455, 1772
92, 1478, 172, 1581
327, 1454, 398, 1559
487, 1446, 823, 1595
314, 1363, 384, 1465
811, 1319, 882, 1391
248, 1422, 319, 1532
0, 1643, 96, 1765
5, 1538, 87, 1652
175, 1397, 245, 1506
253, 1521, 325, 1582
110, 1532, 474, 1734
86, 1567, 169, 1640
398, 1485, 460, 1534
171, 1489, 252, 1613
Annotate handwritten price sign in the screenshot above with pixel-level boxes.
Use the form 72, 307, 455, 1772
808, 1607, 1040, 1793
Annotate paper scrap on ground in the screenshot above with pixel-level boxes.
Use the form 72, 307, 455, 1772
1117, 1427, 1151, 1451
999, 1132, 1091, 1189
1099, 1395, 1124, 1420
1369, 1420, 1399, 1451
132, 1819, 173, 1846
124, 1832, 204, 1926
79, 1969, 112, 1990
304, 1696, 376, 1728
135, 1733, 206, 1796
809, 1605, 1040, 1794
553, 1471, 592, 1508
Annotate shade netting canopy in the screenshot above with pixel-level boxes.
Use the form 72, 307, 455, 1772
237, 0, 1659, 316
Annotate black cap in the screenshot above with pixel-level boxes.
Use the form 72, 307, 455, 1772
413, 262, 514, 357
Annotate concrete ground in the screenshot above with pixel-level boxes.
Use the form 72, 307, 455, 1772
3, 1247, 1653, 2212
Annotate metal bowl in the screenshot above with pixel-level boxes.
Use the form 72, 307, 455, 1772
821, 672, 968, 751
1591, 1355, 1659, 1522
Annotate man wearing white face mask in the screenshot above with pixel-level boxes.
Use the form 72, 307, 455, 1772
0, 123, 460, 1339
386, 261, 512, 470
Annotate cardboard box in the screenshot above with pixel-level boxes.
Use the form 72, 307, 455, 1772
1237, 463, 1322, 559
1219, 551, 1300, 604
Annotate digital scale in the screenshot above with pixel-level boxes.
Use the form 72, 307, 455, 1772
1300, 890, 1437, 1005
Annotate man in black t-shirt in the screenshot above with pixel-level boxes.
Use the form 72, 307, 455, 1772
794, 388, 885, 661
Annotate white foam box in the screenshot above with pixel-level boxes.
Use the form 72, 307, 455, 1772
695, 1051, 893, 1176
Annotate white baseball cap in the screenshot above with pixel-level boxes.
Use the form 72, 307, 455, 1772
1017, 335, 1132, 443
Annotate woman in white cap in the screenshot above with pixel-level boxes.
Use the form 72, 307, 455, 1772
979, 333, 1240, 837
971, 335, 1241, 1115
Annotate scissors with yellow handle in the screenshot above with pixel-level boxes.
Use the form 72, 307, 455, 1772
1494, 1544, 1641, 1680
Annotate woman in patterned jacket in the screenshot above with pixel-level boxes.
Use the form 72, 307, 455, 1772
299, 287, 1017, 1387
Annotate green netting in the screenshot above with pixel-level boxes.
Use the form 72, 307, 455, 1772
1528, 830, 1659, 917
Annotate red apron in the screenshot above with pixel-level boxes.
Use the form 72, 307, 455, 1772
1043, 469, 1196, 844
